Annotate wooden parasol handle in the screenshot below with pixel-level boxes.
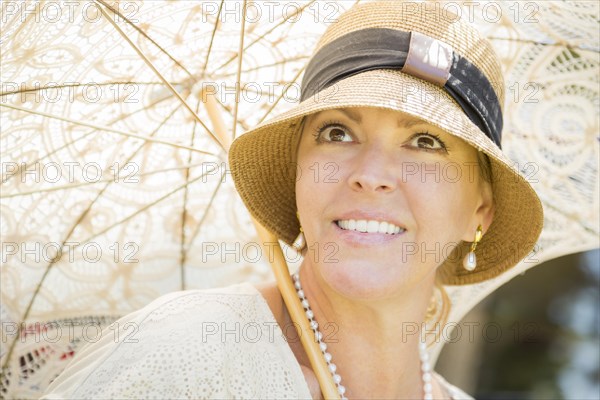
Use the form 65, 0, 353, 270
202, 89, 339, 398
251, 217, 340, 400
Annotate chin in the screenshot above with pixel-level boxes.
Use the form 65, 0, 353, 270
318, 261, 420, 301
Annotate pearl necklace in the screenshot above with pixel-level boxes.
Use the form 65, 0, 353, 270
292, 272, 434, 400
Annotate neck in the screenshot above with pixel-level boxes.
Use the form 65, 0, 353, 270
295, 261, 437, 399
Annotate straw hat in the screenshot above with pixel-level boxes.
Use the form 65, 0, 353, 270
228, 0, 544, 285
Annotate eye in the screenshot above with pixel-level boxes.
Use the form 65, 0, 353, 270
312, 121, 353, 143
408, 132, 448, 152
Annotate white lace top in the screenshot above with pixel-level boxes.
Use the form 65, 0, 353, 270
41, 282, 474, 399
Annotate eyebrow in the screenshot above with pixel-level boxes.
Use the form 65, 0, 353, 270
396, 118, 425, 129
316, 108, 427, 129
337, 108, 362, 124
338, 108, 425, 129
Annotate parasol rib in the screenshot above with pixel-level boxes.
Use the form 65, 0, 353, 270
93, 0, 224, 150
226, 56, 310, 74
178, 97, 203, 290
0, 103, 216, 155
0, 93, 188, 187
0, 82, 182, 98
257, 64, 308, 125
231, 0, 248, 142
201, 0, 225, 78
73, 169, 217, 248
212, 0, 317, 73
486, 36, 599, 52
1, 163, 211, 198
95, 0, 196, 79
91, 0, 239, 160
183, 167, 224, 255
92, 1, 235, 148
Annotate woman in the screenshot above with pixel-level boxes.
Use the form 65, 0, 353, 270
42, 1, 543, 399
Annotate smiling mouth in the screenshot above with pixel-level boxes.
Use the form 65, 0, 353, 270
334, 219, 406, 235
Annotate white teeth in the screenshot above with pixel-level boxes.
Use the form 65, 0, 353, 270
356, 220, 367, 232
336, 219, 405, 234
366, 220, 379, 233
387, 223, 396, 234
379, 221, 388, 233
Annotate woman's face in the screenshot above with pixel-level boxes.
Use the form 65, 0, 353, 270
295, 106, 494, 299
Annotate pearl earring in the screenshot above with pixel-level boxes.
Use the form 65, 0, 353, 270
292, 211, 306, 251
463, 224, 483, 271
292, 229, 305, 251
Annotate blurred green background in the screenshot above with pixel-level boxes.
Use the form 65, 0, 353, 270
438, 249, 600, 400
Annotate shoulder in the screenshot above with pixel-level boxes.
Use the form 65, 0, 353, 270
134, 281, 270, 323
139, 281, 268, 316
41, 282, 309, 399
433, 371, 476, 400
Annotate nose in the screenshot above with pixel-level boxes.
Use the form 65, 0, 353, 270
347, 142, 397, 193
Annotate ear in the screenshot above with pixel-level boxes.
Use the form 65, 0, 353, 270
461, 178, 495, 242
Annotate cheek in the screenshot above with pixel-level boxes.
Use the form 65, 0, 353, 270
404, 163, 480, 237
295, 145, 336, 225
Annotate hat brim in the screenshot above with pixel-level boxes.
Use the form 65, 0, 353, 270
229, 69, 544, 285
